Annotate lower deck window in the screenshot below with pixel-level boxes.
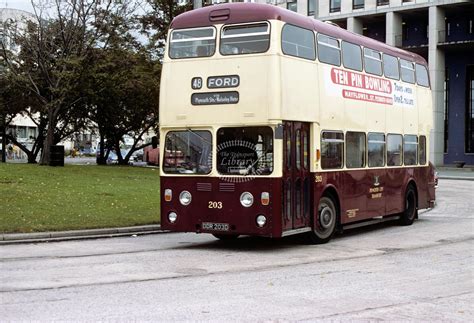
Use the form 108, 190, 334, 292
217, 127, 273, 175
387, 134, 403, 166
346, 131, 366, 168
368, 133, 385, 167
404, 135, 418, 165
321, 131, 344, 169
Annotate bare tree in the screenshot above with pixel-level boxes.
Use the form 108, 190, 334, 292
0, 0, 138, 165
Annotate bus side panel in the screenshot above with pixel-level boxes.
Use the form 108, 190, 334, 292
313, 167, 434, 225
413, 166, 435, 210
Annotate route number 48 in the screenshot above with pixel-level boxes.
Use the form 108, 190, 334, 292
192, 77, 202, 90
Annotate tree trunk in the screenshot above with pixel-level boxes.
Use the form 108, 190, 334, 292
39, 118, 55, 165
97, 133, 106, 165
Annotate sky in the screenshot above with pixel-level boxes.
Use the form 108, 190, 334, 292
0, 0, 34, 13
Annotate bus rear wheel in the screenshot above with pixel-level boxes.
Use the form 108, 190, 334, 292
213, 234, 239, 241
399, 186, 417, 226
307, 196, 337, 244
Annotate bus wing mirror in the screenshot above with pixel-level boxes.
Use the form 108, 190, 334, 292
151, 136, 158, 149
275, 124, 283, 140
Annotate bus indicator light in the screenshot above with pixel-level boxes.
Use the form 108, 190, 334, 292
164, 189, 172, 202
261, 192, 270, 205
316, 149, 321, 161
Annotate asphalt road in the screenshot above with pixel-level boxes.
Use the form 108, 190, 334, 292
1, 179, 473, 321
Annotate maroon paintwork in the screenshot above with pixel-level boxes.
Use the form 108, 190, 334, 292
171, 3, 427, 66
160, 164, 436, 237
161, 177, 283, 237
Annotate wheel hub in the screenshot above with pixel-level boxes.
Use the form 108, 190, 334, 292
320, 206, 334, 229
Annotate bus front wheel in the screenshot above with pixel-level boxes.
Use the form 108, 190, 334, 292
307, 196, 337, 244
399, 186, 417, 226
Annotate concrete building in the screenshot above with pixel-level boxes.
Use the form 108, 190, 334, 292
192, 0, 474, 166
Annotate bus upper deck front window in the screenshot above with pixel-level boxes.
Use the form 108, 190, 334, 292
169, 27, 216, 59
163, 130, 212, 174
220, 22, 270, 55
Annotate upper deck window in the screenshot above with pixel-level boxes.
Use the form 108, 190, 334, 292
364, 48, 382, 76
342, 41, 363, 71
400, 59, 415, 84
281, 24, 316, 60
169, 27, 216, 59
383, 54, 400, 80
317, 34, 341, 66
220, 22, 270, 55
416, 64, 430, 87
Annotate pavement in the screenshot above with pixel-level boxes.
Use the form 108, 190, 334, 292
1, 166, 472, 244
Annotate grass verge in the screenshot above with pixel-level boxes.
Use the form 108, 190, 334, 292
0, 164, 160, 233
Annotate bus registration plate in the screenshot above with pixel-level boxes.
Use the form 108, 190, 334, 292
202, 222, 229, 231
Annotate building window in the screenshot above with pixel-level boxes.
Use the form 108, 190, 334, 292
353, 0, 364, 10
308, 0, 316, 16
377, 0, 389, 5
444, 69, 449, 154
466, 66, 474, 153
330, 0, 341, 13
287, 1, 297, 12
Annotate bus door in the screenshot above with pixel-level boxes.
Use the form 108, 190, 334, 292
282, 121, 311, 231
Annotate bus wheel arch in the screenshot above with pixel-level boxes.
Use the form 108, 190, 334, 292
307, 187, 340, 244
400, 181, 418, 226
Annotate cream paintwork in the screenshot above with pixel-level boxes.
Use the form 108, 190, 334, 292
160, 20, 433, 176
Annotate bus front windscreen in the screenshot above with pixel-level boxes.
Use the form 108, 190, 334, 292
217, 126, 273, 175
163, 130, 212, 174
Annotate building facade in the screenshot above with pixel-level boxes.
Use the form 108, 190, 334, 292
192, 0, 474, 166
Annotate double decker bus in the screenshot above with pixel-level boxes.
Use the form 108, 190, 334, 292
159, 3, 436, 243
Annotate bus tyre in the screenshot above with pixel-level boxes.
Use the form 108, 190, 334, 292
307, 196, 337, 244
400, 186, 417, 226
213, 234, 239, 241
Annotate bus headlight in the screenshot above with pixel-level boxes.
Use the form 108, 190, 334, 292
240, 192, 254, 207
168, 211, 178, 223
256, 215, 267, 227
179, 191, 192, 206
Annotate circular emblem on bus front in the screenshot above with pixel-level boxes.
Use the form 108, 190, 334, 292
211, 139, 267, 183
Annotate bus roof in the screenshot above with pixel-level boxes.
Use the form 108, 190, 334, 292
170, 3, 427, 66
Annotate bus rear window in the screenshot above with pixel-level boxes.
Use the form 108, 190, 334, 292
220, 22, 270, 55
169, 27, 216, 59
